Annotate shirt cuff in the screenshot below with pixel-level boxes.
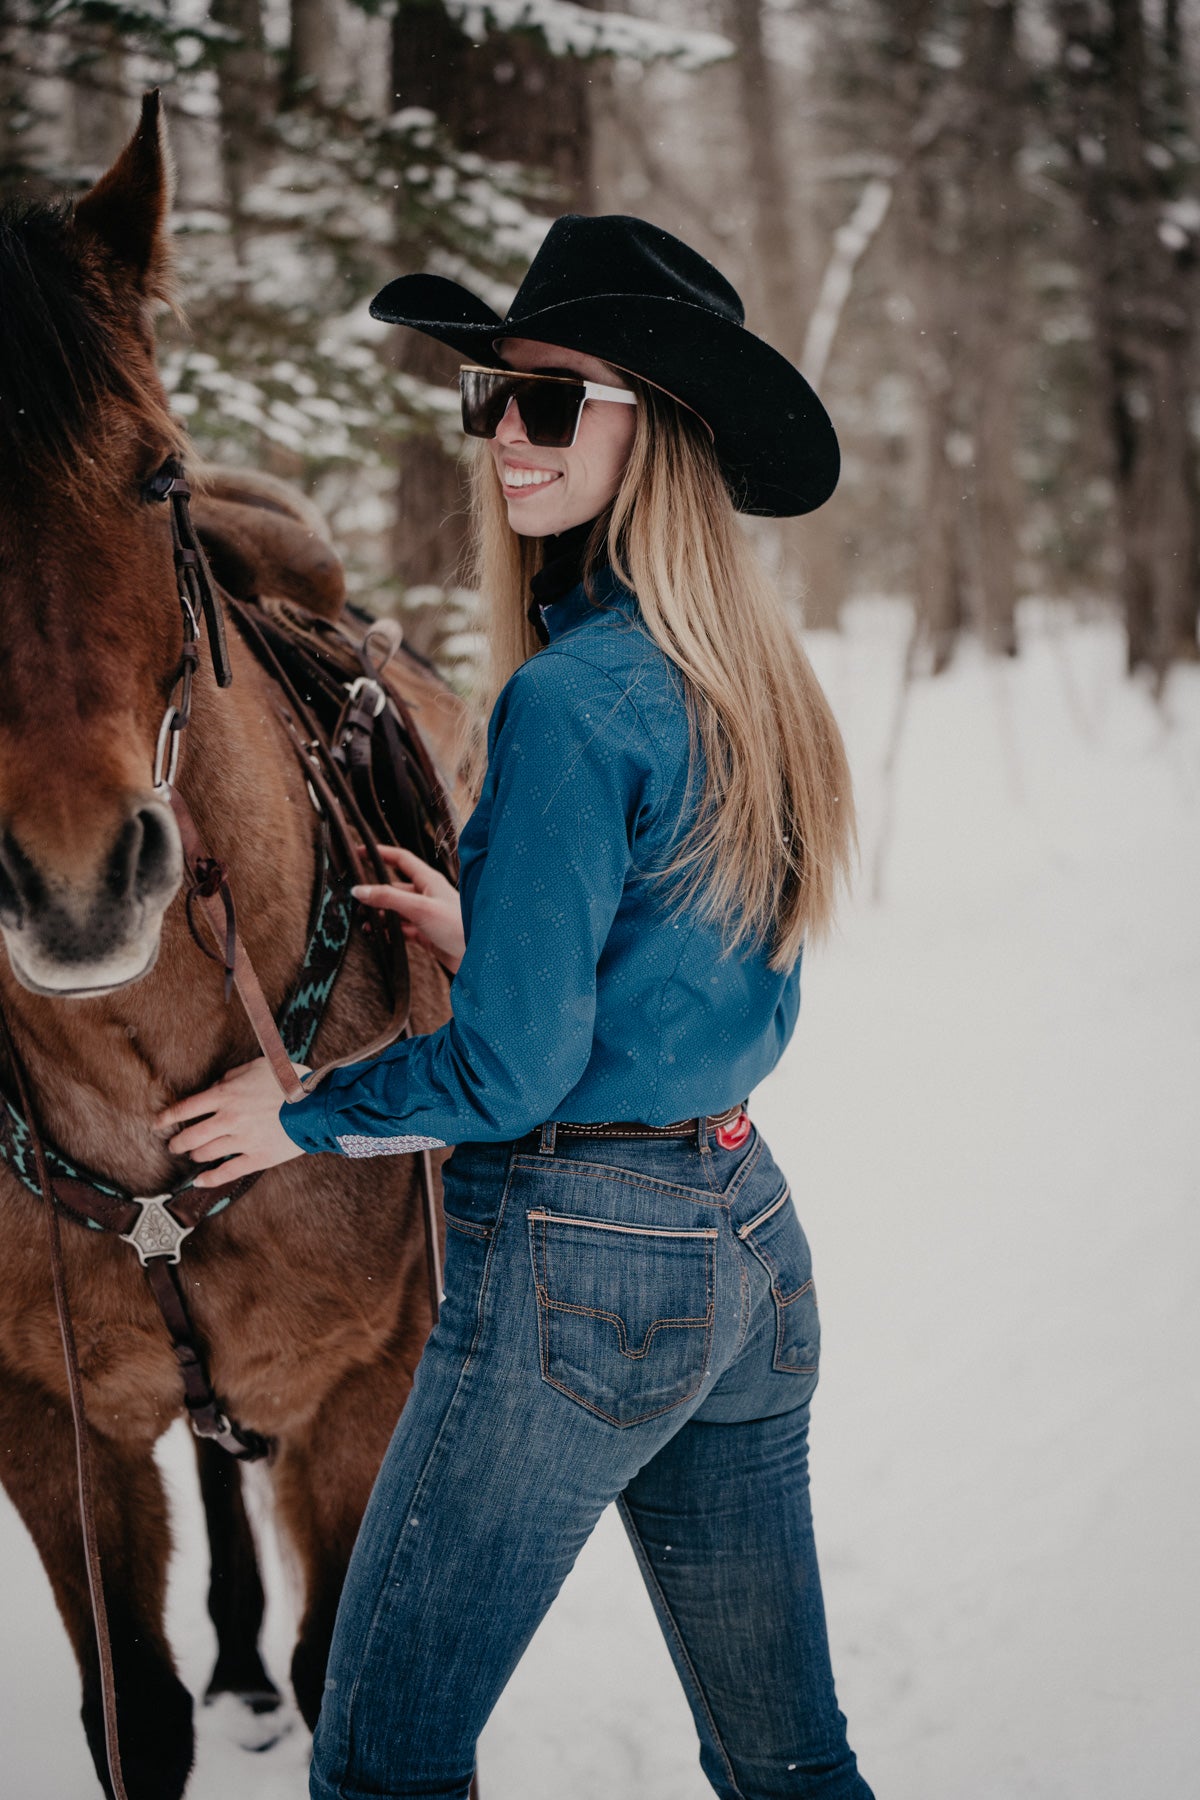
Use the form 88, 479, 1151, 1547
277, 1082, 336, 1155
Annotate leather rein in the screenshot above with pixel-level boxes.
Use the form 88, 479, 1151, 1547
0, 467, 457, 1800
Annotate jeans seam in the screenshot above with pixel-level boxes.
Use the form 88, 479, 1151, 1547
721, 1132, 765, 1204
735, 1254, 751, 1356
444, 1211, 492, 1240
336, 1155, 518, 1781
616, 1492, 746, 1799
510, 1156, 727, 1205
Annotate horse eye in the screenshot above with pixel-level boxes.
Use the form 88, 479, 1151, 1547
143, 458, 181, 503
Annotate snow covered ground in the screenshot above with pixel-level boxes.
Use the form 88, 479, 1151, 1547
3, 601, 1198, 1799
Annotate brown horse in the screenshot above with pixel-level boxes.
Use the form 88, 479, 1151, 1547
0, 94, 466, 1797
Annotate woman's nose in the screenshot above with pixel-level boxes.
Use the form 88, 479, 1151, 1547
494, 396, 529, 443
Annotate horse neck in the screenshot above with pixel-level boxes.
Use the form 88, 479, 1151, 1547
0, 626, 317, 1134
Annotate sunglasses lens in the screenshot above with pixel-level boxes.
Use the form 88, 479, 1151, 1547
459, 369, 584, 447
460, 369, 510, 439
515, 379, 585, 447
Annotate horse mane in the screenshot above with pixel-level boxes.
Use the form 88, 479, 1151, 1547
0, 198, 181, 493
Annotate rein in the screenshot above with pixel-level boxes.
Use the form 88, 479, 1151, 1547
0, 467, 457, 1795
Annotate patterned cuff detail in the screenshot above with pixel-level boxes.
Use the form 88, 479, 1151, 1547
334, 1133, 448, 1158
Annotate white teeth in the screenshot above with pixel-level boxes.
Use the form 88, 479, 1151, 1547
503, 468, 560, 489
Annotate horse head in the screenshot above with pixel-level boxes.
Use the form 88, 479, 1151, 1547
0, 92, 194, 997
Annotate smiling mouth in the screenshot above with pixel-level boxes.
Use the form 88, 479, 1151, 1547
502, 467, 563, 493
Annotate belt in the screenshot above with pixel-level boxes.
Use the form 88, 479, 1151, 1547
532, 1102, 747, 1143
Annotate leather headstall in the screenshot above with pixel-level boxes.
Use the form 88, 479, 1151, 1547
0, 464, 457, 1461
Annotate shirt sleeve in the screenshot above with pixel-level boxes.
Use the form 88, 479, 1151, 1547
278, 650, 659, 1154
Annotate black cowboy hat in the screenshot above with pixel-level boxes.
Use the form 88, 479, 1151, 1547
369, 214, 839, 519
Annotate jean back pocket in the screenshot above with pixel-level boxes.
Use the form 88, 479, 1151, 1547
737, 1186, 820, 1390
527, 1209, 717, 1427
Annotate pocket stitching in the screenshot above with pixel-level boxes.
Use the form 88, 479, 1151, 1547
737, 1181, 791, 1240
444, 1210, 492, 1240
739, 1193, 820, 1380
529, 1213, 715, 1427
527, 1208, 718, 1241
774, 1279, 818, 1373
511, 1155, 725, 1207
540, 1298, 711, 1356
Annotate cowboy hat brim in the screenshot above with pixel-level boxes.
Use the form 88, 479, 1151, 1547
370, 274, 839, 518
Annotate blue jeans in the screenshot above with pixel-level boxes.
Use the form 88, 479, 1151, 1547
309, 1120, 873, 1800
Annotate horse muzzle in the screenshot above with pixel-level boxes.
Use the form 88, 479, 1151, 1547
0, 796, 183, 996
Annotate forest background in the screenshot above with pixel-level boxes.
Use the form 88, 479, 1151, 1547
3, 0, 1198, 689
2, 6, 1199, 1797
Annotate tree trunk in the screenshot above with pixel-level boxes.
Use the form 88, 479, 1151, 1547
210, 0, 276, 255
960, 0, 1021, 657
1054, 0, 1199, 674
386, 4, 594, 609
65, 20, 128, 174
726, 0, 846, 628
285, 0, 343, 108
884, 0, 971, 667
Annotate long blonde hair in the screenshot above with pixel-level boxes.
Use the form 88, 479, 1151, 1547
464, 377, 856, 970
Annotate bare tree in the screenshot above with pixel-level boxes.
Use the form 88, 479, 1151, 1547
285, 0, 344, 108
959, 0, 1022, 657
725, 0, 849, 628
874, 0, 1028, 669
1052, 0, 1200, 677
387, 3, 594, 619
211, 0, 277, 252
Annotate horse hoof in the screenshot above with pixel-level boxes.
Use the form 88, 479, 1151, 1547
203, 1690, 295, 1754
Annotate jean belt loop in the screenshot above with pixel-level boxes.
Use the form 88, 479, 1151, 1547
538, 1121, 558, 1156
697, 1114, 711, 1155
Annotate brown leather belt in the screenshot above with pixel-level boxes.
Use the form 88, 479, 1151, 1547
529, 1102, 746, 1143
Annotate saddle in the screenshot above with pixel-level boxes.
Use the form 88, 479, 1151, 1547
191, 465, 459, 880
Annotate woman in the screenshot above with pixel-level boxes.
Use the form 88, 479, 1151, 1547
157, 215, 873, 1800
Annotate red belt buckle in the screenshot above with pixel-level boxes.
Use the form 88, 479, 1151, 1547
714, 1109, 751, 1150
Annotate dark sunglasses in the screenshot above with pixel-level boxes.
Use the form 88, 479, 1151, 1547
459, 364, 637, 448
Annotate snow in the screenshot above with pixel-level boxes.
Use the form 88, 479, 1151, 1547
443, 0, 733, 71
2, 601, 1197, 1798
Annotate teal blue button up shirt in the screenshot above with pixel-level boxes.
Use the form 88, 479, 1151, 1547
279, 567, 802, 1156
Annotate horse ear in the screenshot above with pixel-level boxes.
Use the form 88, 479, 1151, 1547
74, 89, 174, 299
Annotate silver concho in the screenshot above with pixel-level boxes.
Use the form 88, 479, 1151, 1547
120, 1195, 194, 1266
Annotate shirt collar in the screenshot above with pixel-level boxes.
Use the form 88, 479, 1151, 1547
536, 564, 639, 644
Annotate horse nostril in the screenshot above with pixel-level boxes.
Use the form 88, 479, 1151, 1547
0, 830, 34, 930
106, 810, 177, 905
0, 852, 22, 929
132, 804, 179, 902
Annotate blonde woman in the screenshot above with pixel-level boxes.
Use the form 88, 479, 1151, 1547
158, 216, 873, 1800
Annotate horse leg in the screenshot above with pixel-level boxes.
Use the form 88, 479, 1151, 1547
271, 1336, 425, 1730
192, 1435, 283, 1719
0, 1362, 194, 1800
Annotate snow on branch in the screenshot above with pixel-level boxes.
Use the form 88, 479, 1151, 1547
443, 0, 732, 69
802, 178, 893, 389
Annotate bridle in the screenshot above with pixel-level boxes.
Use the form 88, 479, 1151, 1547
151, 460, 233, 791
0, 459, 455, 1800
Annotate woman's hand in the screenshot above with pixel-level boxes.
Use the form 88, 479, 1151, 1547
155, 1057, 310, 1187
353, 845, 465, 975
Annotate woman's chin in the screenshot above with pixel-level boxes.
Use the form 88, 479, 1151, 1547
506, 499, 596, 539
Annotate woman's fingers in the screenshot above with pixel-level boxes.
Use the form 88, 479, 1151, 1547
154, 1058, 309, 1159
157, 1084, 225, 1132
351, 884, 438, 920
376, 843, 423, 873
348, 849, 464, 975
362, 843, 439, 892
166, 1117, 231, 1157
193, 1152, 264, 1188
